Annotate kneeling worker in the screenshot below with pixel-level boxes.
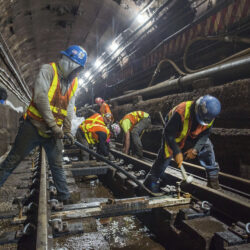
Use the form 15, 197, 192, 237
120, 111, 151, 158
144, 95, 221, 192
76, 113, 120, 160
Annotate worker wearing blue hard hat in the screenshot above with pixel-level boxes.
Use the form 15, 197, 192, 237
144, 95, 221, 193
0, 45, 87, 204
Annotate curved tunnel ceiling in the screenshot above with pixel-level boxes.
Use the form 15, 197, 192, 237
0, 0, 151, 90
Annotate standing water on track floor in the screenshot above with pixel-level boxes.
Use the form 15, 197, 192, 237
53, 178, 165, 250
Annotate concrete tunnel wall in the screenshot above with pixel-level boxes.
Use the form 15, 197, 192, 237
0, 105, 20, 156
0, 82, 25, 157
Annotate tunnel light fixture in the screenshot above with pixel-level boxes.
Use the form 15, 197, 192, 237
109, 41, 119, 52
94, 58, 103, 68
136, 13, 148, 24
84, 71, 91, 78
88, 74, 94, 81
78, 78, 84, 86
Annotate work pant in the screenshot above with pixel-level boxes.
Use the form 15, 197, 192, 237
131, 117, 151, 157
0, 119, 69, 201
75, 128, 89, 161
148, 138, 220, 181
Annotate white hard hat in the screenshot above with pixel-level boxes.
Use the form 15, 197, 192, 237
111, 123, 121, 137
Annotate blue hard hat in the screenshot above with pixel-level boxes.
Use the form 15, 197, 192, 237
195, 95, 221, 125
61, 45, 87, 67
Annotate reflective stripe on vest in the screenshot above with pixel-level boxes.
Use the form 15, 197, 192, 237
85, 113, 105, 126
25, 62, 78, 127
164, 101, 213, 158
120, 111, 149, 131
79, 122, 110, 144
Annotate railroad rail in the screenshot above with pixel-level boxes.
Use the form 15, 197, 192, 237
114, 142, 250, 196
110, 148, 250, 223
0, 144, 249, 249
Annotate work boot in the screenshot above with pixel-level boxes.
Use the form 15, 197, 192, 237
58, 191, 80, 205
143, 174, 160, 193
207, 176, 221, 190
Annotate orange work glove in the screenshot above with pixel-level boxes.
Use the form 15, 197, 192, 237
184, 148, 198, 160
174, 153, 183, 168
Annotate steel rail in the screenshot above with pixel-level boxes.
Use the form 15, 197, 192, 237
110, 148, 250, 223
74, 141, 164, 196
166, 165, 250, 199
114, 142, 250, 194
36, 148, 49, 250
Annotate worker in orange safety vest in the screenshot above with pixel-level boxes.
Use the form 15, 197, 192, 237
0, 45, 87, 204
75, 113, 111, 161
144, 95, 221, 193
95, 97, 114, 123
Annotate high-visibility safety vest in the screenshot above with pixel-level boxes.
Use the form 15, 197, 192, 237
79, 122, 110, 145
84, 113, 106, 126
120, 111, 149, 132
25, 62, 78, 129
100, 102, 111, 116
100, 102, 114, 122
164, 101, 213, 158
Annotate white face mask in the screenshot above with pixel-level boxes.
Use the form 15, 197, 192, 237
58, 55, 82, 79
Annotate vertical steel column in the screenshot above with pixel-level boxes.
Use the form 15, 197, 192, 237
36, 148, 48, 250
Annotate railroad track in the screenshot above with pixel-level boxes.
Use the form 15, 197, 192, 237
0, 145, 249, 249
114, 142, 250, 197
110, 148, 250, 222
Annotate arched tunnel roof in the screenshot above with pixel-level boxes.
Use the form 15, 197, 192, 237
0, 0, 148, 91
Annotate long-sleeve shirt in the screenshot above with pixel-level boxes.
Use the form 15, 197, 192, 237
95, 131, 109, 156
30, 64, 75, 133
100, 102, 111, 116
164, 105, 211, 156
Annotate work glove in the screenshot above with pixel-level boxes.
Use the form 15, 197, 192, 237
184, 148, 197, 160
51, 125, 64, 139
64, 132, 75, 145
63, 117, 74, 145
174, 152, 183, 168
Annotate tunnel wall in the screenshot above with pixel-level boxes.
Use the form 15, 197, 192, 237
112, 78, 250, 178
0, 105, 20, 156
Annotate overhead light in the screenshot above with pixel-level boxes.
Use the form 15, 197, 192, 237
136, 13, 148, 24
78, 78, 84, 85
94, 59, 102, 68
84, 71, 90, 78
109, 41, 119, 52
88, 74, 93, 81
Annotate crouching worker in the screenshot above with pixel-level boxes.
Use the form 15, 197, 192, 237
0, 45, 87, 204
120, 111, 151, 158
144, 95, 221, 193
76, 113, 115, 161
